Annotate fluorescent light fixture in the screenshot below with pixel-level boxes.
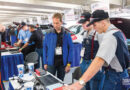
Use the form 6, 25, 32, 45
0, 10, 50, 16
0, 6, 63, 13
37, 1, 82, 9
0, 0, 82, 9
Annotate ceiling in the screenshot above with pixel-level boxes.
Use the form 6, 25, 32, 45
0, 0, 129, 25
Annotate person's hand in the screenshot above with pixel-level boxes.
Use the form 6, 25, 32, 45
44, 64, 48, 70
0, 25, 5, 32
65, 65, 70, 73
14, 43, 19, 47
19, 48, 22, 52
63, 82, 83, 90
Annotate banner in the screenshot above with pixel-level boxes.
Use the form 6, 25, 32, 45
47, 14, 53, 24
91, 1, 110, 14
29, 18, 33, 24
36, 16, 42, 24
64, 9, 75, 21
23, 19, 27, 23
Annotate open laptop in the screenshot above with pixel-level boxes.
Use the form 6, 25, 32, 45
32, 71, 63, 86
38, 74, 62, 86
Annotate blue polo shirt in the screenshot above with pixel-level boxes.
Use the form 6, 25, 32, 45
18, 29, 31, 44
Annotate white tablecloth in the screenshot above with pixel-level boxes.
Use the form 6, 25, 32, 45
1, 51, 22, 56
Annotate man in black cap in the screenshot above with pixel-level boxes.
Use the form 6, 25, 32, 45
78, 12, 105, 90
19, 25, 44, 69
64, 10, 130, 90
14, 22, 31, 47
14, 22, 35, 59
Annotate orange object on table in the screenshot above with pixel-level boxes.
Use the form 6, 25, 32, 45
53, 86, 63, 90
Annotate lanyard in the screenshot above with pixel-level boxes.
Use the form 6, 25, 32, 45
91, 31, 96, 59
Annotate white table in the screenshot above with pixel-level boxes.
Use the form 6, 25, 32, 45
1, 51, 22, 56
9, 72, 64, 90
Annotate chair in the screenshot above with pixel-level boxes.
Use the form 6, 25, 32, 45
72, 67, 86, 90
72, 67, 82, 83
25, 52, 39, 64
24, 52, 39, 71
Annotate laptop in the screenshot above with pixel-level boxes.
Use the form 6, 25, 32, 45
38, 74, 62, 86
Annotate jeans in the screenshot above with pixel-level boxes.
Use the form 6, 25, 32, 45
103, 69, 128, 90
47, 65, 65, 81
80, 60, 105, 90
35, 48, 43, 69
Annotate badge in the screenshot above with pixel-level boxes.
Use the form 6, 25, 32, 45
25, 38, 28, 42
55, 47, 62, 55
80, 48, 85, 57
86, 39, 89, 44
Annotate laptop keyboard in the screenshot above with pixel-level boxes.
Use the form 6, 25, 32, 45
38, 74, 61, 86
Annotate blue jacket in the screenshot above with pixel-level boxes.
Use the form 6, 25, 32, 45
43, 27, 73, 66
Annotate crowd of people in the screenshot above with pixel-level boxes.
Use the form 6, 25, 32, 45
0, 9, 130, 90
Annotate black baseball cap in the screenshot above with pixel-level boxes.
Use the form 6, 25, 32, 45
21, 22, 27, 28
78, 12, 91, 24
87, 10, 109, 26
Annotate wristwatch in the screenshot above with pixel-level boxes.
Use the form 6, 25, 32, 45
79, 79, 85, 86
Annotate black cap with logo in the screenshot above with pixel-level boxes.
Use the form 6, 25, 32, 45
78, 12, 91, 24
87, 10, 109, 26
21, 22, 27, 28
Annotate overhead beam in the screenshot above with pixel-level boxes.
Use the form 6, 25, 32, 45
0, 11, 50, 15
0, 1, 66, 10
87, 0, 122, 5
0, 0, 82, 9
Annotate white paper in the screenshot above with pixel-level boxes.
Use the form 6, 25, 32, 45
80, 48, 85, 57
55, 47, 62, 55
